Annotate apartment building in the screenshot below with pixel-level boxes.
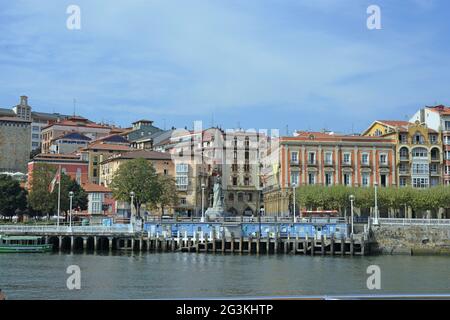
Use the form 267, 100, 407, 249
363, 120, 442, 188
41, 116, 111, 153
262, 131, 396, 216
409, 105, 450, 185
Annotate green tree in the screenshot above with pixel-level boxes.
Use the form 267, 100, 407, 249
28, 163, 57, 217
0, 175, 27, 217
154, 175, 178, 215
53, 174, 88, 214
110, 158, 162, 217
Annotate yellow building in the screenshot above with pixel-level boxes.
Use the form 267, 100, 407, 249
99, 150, 174, 216
362, 120, 442, 187
80, 134, 133, 184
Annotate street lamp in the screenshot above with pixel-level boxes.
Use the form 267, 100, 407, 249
130, 191, 135, 225
349, 194, 355, 236
374, 181, 379, 225
201, 183, 206, 222
69, 191, 74, 230
292, 183, 297, 223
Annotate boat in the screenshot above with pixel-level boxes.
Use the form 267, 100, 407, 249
0, 235, 53, 253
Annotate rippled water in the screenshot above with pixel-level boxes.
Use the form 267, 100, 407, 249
0, 252, 449, 299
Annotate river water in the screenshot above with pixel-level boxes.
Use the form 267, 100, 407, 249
0, 252, 449, 299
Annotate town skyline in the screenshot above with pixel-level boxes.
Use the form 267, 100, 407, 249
1, 0, 450, 133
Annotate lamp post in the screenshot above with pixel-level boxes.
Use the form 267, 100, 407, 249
130, 191, 135, 228
201, 183, 205, 222
69, 191, 74, 230
292, 183, 297, 223
349, 194, 355, 236
374, 181, 379, 225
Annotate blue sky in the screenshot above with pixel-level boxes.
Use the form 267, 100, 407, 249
0, 0, 449, 134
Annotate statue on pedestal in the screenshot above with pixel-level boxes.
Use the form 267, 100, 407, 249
205, 175, 224, 220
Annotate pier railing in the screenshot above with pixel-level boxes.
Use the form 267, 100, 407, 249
374, 218, 450, 226
0, 224, 137, 235
145, 216, 348, 224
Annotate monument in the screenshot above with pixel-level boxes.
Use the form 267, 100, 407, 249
205, 175, 225, 220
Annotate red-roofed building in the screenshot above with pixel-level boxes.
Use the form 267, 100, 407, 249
41, 116, 112, 153
27, 153, 89, 190
263, 131, 397, 216
82, 183, 116, 216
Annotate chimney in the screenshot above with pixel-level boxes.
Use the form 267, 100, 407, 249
20, 95, 28, 106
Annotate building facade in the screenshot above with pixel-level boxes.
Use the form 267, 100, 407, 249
41, 116, 111, 153
262, 131, 396, 216
80, 134, 132, 184
0, 96, 70, 151
363, 120, 442, 188
27, 153, 89, 190
409, 105, 450, 185
0, 116, 31, 173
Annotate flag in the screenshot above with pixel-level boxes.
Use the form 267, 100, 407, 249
49, 167, 61, 193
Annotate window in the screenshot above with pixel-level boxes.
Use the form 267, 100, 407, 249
445, 166, 450, 175
412, 163, 429, 174
445, 121, 450, 131
399, 134, 407, 144
399, 177, 407, 187
291, 151, 298, 164
361, 153, 369, 165
228, 193, 234, 201
399, 163, 408, 173
93, 169, 98, 177
176, 163, 189, 173
343, 173, 351, 186
164, 169, 168, 175
175, 176, 188, 190
32, 126, 40, 132
444, 136, 450, 145
232, 177, 238, 186
325, 152, 332, 165
399, 147, 409, 159
180, 198, 187, 205
232, 163, 238, 172
308, 173, 315, 185
380, 174, 387, 187
412, 148, 427, 158
374, 129, 383, 136
413, 178, 429, 188
430, 163, 438, 174
379, 154, 388, 165
413, 133, 425, 144
325, 173, 333, 186
32, 133, 39, 139
290, 172, 299, 185
429, 134, 437, 144
362, 173, 370, 187
446, 151, 450, 160
238, 193, 244, 202
343, 153, 351, 165
244, 177, 250, 186
308, 152, 315, 165
244, 164, 250, 172
246, 193, 253, 202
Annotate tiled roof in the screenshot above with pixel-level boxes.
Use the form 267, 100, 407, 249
427, 105, 450, 115
377, 120, 411, 127
101, 150, 172, 163
86, 143, 132, 151
43, 116, 111, 130
55, 132, 92, 141
82, 183, 111, 193
93, 134, 129, 144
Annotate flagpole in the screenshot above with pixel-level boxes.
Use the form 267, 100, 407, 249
57, 165, 61, 230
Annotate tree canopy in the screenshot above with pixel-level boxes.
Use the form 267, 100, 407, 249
110, 158, 162, 217
0, 175, 27, 217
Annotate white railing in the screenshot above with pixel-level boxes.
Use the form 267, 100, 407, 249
0, 224, 136, 234
375, 218, 450, 226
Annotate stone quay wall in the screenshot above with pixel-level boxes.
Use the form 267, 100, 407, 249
371, 225, 450, 255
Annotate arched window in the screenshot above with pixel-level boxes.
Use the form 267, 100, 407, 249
399, 147, 409, 159
413, 132, 425, 144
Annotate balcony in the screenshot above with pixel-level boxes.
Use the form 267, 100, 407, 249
324, 161, 333, 167
379, 161, 389, 168
342, 161, 352, 167
360, 161, 370, 167
307, 161, 317, 166
399, 169, 410, 175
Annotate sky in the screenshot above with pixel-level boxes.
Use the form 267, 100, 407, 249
0, 0, 449, 134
